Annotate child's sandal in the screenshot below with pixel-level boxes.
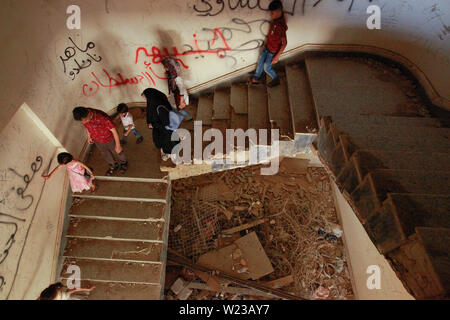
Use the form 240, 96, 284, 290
105, 167, 115, 176
119, 162, 128, 174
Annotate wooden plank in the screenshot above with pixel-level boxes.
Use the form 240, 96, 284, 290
187, 282, 277, 298
168, 253, 305, 300
197, 231, 273, 280
235, 232, 275, 280
222, 219, 267, 235
263, 275, 294, 289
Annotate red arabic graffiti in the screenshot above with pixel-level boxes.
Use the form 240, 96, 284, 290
82, 68, 166, 97
135, 29, 232, 68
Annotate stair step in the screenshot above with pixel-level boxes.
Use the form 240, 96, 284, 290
267, 74, 293, 137
328, 114, 447, 129
213, 88, 231, 120
196, 94, 213, 125
67, 218, 164, 241
231, 110, 248, 131
342, 134, 450, 156
365, 194, 450, 254
70, 199, 165, 220
351, 170, 450, 221
74, 180, 168, 200
61, 279, 161, 300
338, 150, 450, 193
306, 57, 413, 118
248, 83, 269, 130
386, 227, 450, 299
285, 64, 316, 133
64, 238, 162, 262
61, 258, 162, 284
86, 119, 166, 179
331, 123, 449, 144
211, 119, 230, 156
230, 83, 248, 114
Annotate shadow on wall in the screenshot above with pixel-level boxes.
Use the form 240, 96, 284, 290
156, 28, 193, 86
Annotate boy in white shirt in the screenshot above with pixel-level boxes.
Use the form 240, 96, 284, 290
114, 103, 144, 144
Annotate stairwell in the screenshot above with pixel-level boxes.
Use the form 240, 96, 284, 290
58, 119, 171, 300
57, 52, 449, 300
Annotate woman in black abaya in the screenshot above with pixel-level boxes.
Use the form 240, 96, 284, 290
142, 88, 180, 161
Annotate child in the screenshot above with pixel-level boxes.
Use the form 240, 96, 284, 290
161, 57, 193, 120
38, 282, 95, 300
73, 106, 128, 175
114, 103, 144, 144
249, 0, 287, 87
42, 152, 96, 193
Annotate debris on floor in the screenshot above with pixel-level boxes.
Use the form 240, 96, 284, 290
167, 162, 354, 300
198, 231, 274, 281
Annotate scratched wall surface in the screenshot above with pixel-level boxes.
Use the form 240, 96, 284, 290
0, 0, 449, 136
0, 106, 67, 300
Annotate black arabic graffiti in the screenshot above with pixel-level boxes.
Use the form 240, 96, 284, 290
8, 156, 43, 211
193, 0, 298, 16
0, 212, 26, 293
0, 213, 25, 265
196, 18, 269, 65
59, 37, 102, 81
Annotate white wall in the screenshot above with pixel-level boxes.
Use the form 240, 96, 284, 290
0, 104, 68, 300
332, 183, 414, 299
0, 0, 448, 299
1, 0, 449, 136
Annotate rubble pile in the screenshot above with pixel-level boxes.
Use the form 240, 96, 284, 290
167, 160, 354, 300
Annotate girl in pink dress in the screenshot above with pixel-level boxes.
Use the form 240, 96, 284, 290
42, 152, 96, 193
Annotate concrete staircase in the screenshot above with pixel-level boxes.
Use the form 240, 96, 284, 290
307, 56, 450, 299
184, 54, 449, 299
57, 53, 449, 300
58, 120, 171, 300
181, 60, 318, 168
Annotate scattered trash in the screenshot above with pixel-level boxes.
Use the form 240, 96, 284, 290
331, 224, 343, 238
174, 224, 182, 233
169, 165, 354, 300
318, 228, 338, 243
313, 286, 330, 300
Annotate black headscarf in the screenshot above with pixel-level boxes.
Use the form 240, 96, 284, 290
142, 88, 180, 154
143, 88, 172, 128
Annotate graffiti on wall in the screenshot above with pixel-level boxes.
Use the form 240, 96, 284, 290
423, 3, 450, 41
193, 0, 298, 16
0, 156, 44, 298
59, 37, 102, 81
135, 18, 269, 71
8, 157, 43, 211
192, 0, 377, 16
82, 69, 163, 97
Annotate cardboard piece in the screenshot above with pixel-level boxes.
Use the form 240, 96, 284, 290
197, 232, 274, 280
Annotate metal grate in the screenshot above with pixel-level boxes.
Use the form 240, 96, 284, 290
169, 200, 221, 262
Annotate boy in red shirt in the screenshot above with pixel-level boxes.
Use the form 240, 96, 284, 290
73, 106, 128, 175
250, 0, 287, 87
